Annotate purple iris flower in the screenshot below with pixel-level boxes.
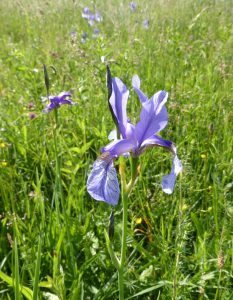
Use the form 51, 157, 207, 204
143, 19, 149, 29
130, 2, 137, 11
88, 14, 95, 26
95, 11, 103, 22
81, 31, 88, 43
42, 91, 75, 113
93, 28, 100, 39
87, 74, 182, 205
82, 7, 90, 19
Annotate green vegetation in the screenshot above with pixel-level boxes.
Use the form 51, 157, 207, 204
0, 0, 232, 299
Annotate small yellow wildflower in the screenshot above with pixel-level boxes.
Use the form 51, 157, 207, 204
0, 143, 7, 148
135, 217, 142, 224
0, 161, 8, 167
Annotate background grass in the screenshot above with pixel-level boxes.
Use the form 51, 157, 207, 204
0, 0, 232, 299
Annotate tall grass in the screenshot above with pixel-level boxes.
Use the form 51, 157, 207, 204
0, 0, 232, 299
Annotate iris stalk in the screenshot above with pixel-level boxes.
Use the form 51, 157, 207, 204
118, 156, 139, 300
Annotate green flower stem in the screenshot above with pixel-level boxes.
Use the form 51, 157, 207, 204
126, 157, 139, 193
117, 156, 139, 300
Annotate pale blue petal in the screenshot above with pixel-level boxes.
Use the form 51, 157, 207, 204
108, 129, 117, 141
87, 155, 120, 205
140, 134, 172, 149
162, 155, 182, 194
101, 139, 135, 157
132, 75, 148, 103
109, 78, 129, 138
135, 91, 168, 145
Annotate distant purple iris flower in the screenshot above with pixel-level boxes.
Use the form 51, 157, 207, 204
143, 19, 149, 29
95, 11, 103, 22
88, 14, 95, 26
87, 74, 182, 205
42, 91, 75, 113
93, 28, 100, 39
82, 7, 95, 26
82, 7, 90, 19
81, 31, 88, 43
130, 2, 137, 11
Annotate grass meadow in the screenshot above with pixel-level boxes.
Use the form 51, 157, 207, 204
0, 0, 233, 299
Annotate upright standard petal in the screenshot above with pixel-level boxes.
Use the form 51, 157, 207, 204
135, 91, 168, 145
109, 77, 129, 138
87, 154, 120, 205
132, 75, 148, 103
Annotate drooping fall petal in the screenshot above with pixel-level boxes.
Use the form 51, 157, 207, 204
161, 145, 182, 194
87, 154, 120, 205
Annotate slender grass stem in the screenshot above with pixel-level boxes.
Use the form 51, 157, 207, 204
118, 185, 128, 300
53, 109, 76, 277
13, 235, 20, 300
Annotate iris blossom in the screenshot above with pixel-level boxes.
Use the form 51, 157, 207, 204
81, 32, 88, 43
143, 19, 149, 29
82, 7, 102, 26
42, 91, 75, 113
130, 2, 137, 11
95, 11, 103, 22
82, 7, 90, 19
93, 28, 100, 39
87, 73, 182, 205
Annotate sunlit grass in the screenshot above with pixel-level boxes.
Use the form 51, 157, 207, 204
0, 0, 232, 299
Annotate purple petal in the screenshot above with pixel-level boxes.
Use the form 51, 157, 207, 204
108, 129, 117, 141
87, 154, 120, 206
109, 78, 129, 138
140, 134, 172, 149
162, 155, 182, 194
92, 28, 100, 39
83, 7, 89, 14
101, 139, 135, 157
161, 144, 182, 194
82, 7, 90, 19
57, 91, 72, 99
95, 11, 103, 22
132, 75, 148, 103
88, 14, 95, 26
125, 122, 136, 141
135, 90, 168, 145
81, 32, 88, 43
143, 19, 149, 29
130, 2, 137, 11
59, 99, 75, 105
43, 102, 58, 113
